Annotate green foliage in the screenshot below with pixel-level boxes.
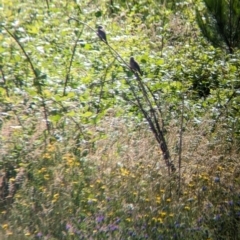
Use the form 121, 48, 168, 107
196, 0, 240, 53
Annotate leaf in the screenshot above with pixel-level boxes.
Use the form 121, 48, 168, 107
95, 10, 102, 17
49, 114, 61, 123
79, 111, 93, 118
66, 111, 76, 117
156, 59, 164, 65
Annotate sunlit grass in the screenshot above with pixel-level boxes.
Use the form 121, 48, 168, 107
1, 115, 239, 239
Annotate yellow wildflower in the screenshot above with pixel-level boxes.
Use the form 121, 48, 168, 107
120, 168, 130, 176
43, 153, 51, 159
156, 196, 161, 204
217, 166, 224, 171
53, 193, 59, 199
9, 178, 15, 182
47, 144, 55, 152
160, 212, 167, 218
44, 174, 50, 180
2, 224, 8, 230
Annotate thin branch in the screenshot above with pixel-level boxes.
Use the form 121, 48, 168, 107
210, 90, 237, 133
178, 93, 184, 196
96, 58, 116, 114
3, 26, 39, 83
0, 66, 9, 97
3, 26, 51, 134
68, 17, 175, 173
63, 25, 84, 96
68, 17, 132, 71
45, 0, 49, 9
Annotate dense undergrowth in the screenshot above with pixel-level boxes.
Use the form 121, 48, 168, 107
0, 0, 240, 239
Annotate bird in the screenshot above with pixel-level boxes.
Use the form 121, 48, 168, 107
130, 57, 142, 76
97, 26, 108, 44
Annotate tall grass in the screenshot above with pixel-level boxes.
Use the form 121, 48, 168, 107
1, 113, 239, 239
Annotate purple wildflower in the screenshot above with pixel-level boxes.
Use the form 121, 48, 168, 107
213, 214, 221, 221
96, 215, 105, 223
36, 232, 43, 238
66, 223, 72, 230
214, 177, 220, 183
197, 217, 203, 225
114, 217, 121, 224
108, 224, 119, 232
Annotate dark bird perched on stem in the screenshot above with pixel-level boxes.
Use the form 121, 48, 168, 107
130, 57, 142, 76
97, 26, 108, 44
